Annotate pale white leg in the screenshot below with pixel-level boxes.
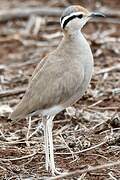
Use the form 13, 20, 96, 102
47, 116, 61, 175
28, 121, 43, 139
26, 116, 32, 147
43, 118, 50, 171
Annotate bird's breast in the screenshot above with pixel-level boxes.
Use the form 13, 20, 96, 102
79, 48, 93, 91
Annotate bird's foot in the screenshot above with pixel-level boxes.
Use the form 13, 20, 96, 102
52, 168, 62, 176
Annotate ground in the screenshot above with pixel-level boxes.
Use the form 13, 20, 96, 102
0, 0, 120, 179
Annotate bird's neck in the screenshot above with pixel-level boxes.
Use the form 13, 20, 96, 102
64, 29, 82, 38
56, 29, 93, 67
58, 30, 90, 53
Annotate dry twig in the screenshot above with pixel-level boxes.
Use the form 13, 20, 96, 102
50, 161, 120, 180
0, 88, 26, 98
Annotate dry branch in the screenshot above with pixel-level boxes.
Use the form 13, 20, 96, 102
99, 7, 120, 17
91, 18, 120, 25
95, 64, 120, 75
0, 7, 63, 22
0, 151, 37, 161
54, 140, 107, 155
0, 88, 26, 98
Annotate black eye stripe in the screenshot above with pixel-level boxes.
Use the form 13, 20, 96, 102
62, 14, 83, 29
60, 16, 65, 23
63, 15, 76, 29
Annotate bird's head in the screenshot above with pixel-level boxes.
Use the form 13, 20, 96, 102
60, 5, 104, 33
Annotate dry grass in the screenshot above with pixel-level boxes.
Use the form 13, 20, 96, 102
0, 0, 120, 179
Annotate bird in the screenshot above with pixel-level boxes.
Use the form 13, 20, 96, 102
9, 5, 104, 175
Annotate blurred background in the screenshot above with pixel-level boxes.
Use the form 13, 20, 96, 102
0, 0, 120, 179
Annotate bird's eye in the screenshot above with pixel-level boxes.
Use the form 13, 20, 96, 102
77, 14, 83, 19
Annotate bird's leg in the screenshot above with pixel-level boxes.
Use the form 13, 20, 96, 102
47, 116, 61, 175
28, 121, 44, 139
43, 117, 50, 171
26, 116, 32, 147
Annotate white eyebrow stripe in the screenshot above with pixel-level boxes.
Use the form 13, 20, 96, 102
61, 12, 83, 28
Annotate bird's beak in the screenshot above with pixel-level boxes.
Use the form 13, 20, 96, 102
89, 12, 105, 18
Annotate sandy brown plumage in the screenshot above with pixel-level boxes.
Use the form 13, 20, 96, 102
9, 44, 85, 121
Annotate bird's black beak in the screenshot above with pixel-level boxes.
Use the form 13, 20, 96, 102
89, 12, 105, 18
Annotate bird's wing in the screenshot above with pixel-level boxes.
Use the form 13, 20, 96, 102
10, 53, 84, 121
30, 55, 47, 80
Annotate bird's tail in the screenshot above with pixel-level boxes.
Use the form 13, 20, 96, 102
9, 102, 28, 124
